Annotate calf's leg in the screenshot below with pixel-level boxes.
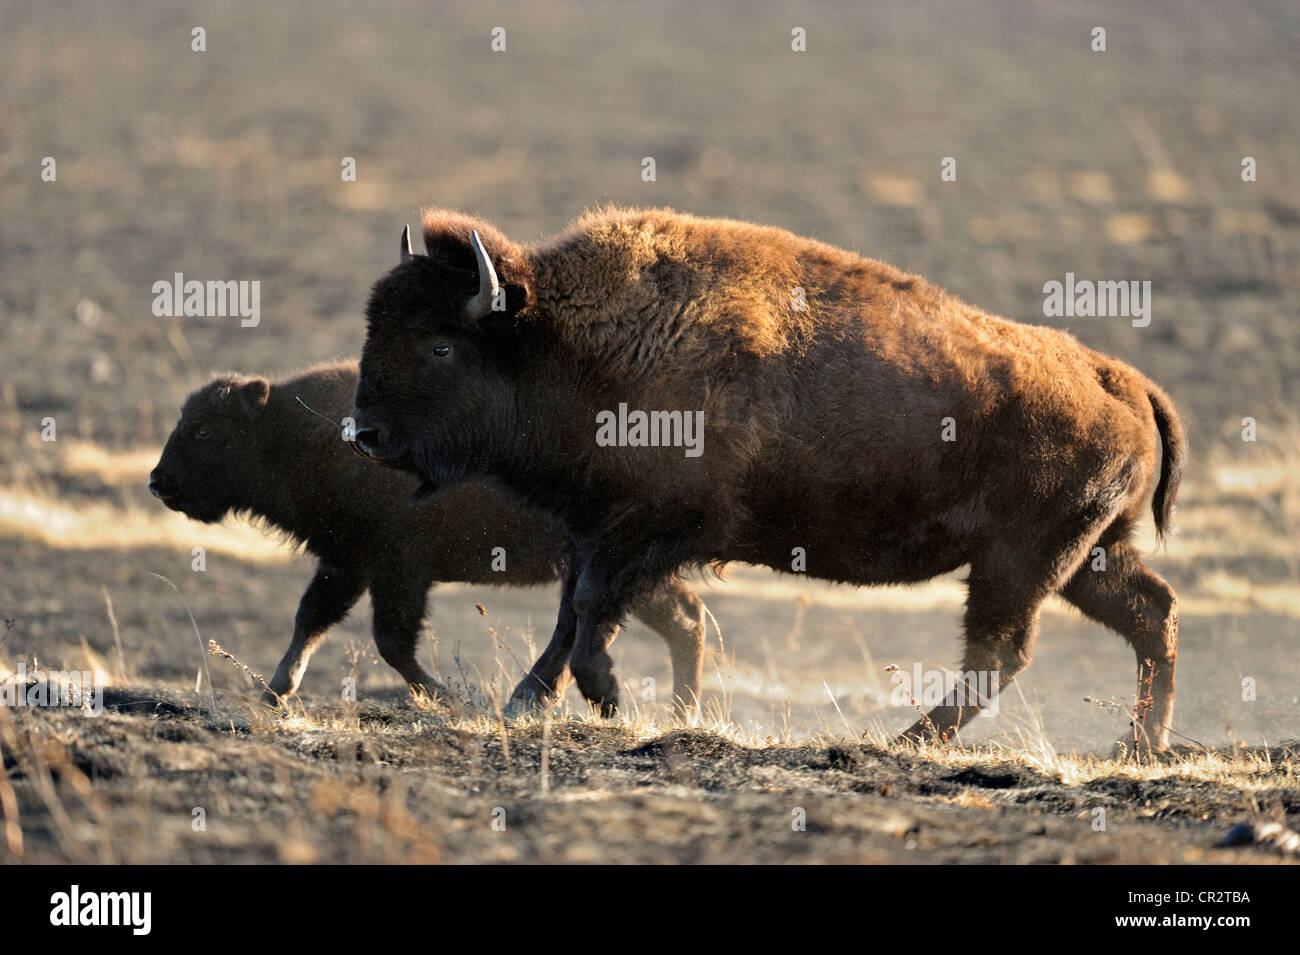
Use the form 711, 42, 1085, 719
369, 574, 448, 700
265, 563, 368, 705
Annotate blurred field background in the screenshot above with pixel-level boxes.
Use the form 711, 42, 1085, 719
1, 0, 1298, 766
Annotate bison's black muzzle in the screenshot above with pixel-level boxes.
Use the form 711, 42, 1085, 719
348, 407, 404, 467
148, 470, 179, 501
348, 409, 384, 457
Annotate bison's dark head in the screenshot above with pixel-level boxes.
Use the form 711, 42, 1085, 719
149, 377, 271, 523
352, 213, 533, 498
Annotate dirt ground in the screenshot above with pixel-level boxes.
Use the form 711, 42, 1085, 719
4, 687, 1299, 865
1, 0, 1298, 864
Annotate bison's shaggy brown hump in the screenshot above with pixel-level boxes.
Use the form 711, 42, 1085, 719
423, 205, 947, 376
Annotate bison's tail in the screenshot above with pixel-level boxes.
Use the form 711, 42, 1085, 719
1148, 385, 1186, 545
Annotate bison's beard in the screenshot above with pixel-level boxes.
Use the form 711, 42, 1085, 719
410, 478, 440, 504
407, 439, 473, 504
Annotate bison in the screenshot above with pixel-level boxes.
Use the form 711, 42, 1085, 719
149, 361, 709, 709
351, 207, 1185, 751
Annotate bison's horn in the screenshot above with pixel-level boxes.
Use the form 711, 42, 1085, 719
400, 224, 414, 263
465, 229, 501, 319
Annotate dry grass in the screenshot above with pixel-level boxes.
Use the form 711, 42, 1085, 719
1, 529, 1295, 864
0, 484, 297, 564
1, 669, 1294, 864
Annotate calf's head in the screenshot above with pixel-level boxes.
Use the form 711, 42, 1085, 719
352, 213, 531, 495
150, 377, 271, 523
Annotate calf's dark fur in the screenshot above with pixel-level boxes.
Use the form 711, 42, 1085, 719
150, 361, 708, 708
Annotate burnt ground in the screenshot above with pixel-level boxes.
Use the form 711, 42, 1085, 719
1, 0, 1299, 863
3, 687, 1297, 864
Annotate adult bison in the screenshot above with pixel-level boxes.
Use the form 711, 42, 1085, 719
149, 361, 709, 708
351, 207, 1185, 751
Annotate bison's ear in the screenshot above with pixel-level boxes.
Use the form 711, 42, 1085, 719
464, 230, 534, 322
421, 210, 532, 319
237, 378, 270, 415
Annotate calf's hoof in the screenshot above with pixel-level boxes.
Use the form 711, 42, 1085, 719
408, 677, 450, 707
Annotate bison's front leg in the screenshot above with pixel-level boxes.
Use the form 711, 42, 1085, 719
506, 567, 579, 715
899, 574, 1048, 744
265, 563, 368, 705
568, 563, 626, 717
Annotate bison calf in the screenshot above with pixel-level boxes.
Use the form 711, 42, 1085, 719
352, 208, 1185, 752
149, 361, 708, 708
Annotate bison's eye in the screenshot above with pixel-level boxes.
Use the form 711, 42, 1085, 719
432, 342, 452, 358
196, 426, 212, 440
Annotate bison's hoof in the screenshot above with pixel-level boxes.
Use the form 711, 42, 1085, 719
260, 688, 289, 709
505, 678, 559, 718
896, 720, 950, 746
593, 697, 619, 718
896, 726, 927, 746
503, 695, 551, 718
1109, 735, 1171, 762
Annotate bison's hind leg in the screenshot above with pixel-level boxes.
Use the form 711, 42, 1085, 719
627, 578, 707, 717
899, 503, 1123, 746
1060, 535, 1178, 753
899, 570, 1050, 745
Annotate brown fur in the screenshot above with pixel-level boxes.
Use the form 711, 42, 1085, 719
353, 207, 1185, 749
149, 361, 709, 708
